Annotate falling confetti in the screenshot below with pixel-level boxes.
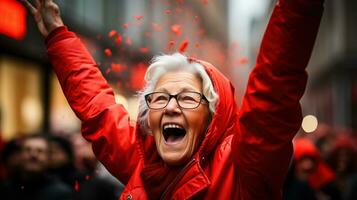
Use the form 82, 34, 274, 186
122, 23, 129, 29
165, 10, 172, 14
105, 68, 111, 75
140, 47, 149, 54
168, 40, 176, 50
104, 48, 112, 57
115, 34, 122, 46
171, 24, 182, 36
195, 43, 200, 48
179, 40, 189, 53
133, 15, 144, 20
111, 63, 127, 73
126, 37, 133, 46
108, 30, 117, 38
239, 57, 249, 65
151, 23, 162, 32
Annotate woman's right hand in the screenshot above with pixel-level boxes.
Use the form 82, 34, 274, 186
21, 0, 64, 37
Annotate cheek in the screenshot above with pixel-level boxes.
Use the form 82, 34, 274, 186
148, 111, 161, 130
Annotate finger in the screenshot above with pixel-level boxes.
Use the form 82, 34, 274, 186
21, 0, 37, 15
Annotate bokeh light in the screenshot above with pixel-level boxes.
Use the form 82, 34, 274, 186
301, 115, 318, 133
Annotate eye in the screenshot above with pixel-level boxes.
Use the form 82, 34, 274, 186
179, 93, 199, 103
151, 93, 169, 103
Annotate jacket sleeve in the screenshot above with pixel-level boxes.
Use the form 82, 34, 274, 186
46, 26, 140, 184
232, 0, 324, 199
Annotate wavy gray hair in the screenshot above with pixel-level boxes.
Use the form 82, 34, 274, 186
137, 53, 218, 133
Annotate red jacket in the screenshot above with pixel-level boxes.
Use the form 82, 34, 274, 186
46, 0, 324, 199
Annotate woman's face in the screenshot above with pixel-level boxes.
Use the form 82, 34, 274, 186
148, 71, 210, 166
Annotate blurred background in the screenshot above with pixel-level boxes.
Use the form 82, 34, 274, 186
0, 0, 356, 199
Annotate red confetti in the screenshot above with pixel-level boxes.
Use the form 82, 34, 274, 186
165, 10, 172, 14
105, 68, 111, 75
133, 15, 143, 20
74, 180, 80, 192
151, 23, 162, 32
195, 43, 200, 48
108, 30, 117, 38
126, 37, 132, 46
85, 175, 91, 181
171, 24, 182, 36
168, 40, 176, 49
179, 40, 189, 53
202, 0, 209, 5
111, 63, 127, 73
122, 23, 129, 29
239, 57, 249, 65
140, 47, 149, 54
104, 48, 112, 57
176, 0, 184, 4
115, 34, 122, 46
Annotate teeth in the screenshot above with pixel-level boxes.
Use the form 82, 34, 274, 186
163, 124, 183, 130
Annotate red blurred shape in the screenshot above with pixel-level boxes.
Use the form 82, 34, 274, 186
202, 0, 209, 5
130, 63, 147, 90
239, 57, 249, 65
133, 15, 144, 20
140, 47, 149, 54
74, 180, 80, 192
171, 24, 182, 36
179, 40, 189, 53
168, 40, 176, 50
115, 34, 122, 46
122, 23, 129, 29
104, 48, 112, 57
126, 37, 132, 46
0, 0, 27, 40
165, 10, 172, 14
111, 63, 127, 73
151, 23, 162, 32
108, 30, 117, 38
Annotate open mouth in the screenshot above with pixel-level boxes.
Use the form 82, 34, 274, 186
162, 124, 186, 144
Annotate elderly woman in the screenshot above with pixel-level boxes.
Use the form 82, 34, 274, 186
22, 0, 325, 199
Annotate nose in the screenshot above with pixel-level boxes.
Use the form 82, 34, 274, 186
165, 97, 181, 113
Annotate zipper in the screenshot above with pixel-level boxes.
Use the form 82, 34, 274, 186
160, 159, 197, 200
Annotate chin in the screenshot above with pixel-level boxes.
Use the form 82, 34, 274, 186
160, 151, 190, 166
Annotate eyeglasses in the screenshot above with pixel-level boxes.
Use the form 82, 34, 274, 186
145, 91, 207, 110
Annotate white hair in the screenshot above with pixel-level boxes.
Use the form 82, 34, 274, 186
137, 53, 218, 133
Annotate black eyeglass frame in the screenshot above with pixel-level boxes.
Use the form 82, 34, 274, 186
144, 91, 208, 110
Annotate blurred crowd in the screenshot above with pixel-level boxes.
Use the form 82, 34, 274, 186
284, 124, 357, 200
0, 130, 124, 200
1, 119, 357, 200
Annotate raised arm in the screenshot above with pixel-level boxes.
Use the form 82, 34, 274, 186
232, 0, 324, 198
22, 0, 140, 184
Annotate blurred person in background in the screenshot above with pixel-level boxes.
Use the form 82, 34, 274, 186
327, 133, 357, 200
0, 138, 23, 189
284, 137, 341, 200
22, 0, 325, 199
0, 134, 73, 200
49, 134, 122, 200
313, 123, 336, 161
